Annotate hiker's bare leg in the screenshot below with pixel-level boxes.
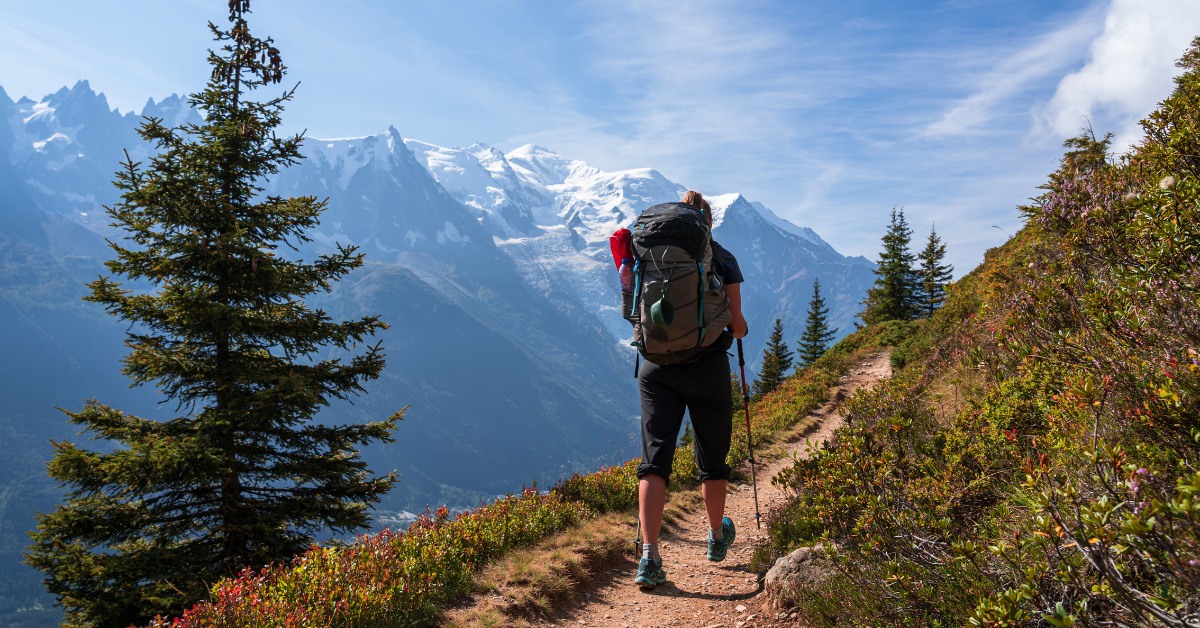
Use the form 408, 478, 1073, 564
639, 475, 667, 544
702, 479, 727, 529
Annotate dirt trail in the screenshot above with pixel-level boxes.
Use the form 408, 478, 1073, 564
543, 351, 892, 628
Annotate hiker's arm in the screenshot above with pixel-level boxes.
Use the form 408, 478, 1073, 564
726, 283, 747, 338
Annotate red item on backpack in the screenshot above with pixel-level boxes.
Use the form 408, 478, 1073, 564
609, 228, 632, 269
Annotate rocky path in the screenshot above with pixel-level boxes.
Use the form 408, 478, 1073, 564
542, 351, 892, 628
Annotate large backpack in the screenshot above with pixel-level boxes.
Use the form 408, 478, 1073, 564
624, 202, 732, 366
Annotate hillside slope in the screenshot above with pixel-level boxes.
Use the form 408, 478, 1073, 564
759, 39, 1200, 627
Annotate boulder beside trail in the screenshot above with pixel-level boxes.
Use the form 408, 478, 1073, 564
763, 544, 836, 610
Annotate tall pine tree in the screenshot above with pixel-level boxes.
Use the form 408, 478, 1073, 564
751, 318, 794, 400
25, 4, 400, 627
860, 207, 919, 324
797, 279, 838, 367
916, 225, 954, 317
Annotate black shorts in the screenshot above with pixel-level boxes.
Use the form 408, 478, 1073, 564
636, 347, 733, 484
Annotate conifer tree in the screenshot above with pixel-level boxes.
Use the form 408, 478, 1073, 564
751, 319, 793, 400
859, 207, 919, 324
25, 4, 400, 627
679, 421, 694, 448
731, 373, 747, 410
916, 225, 954, 317
797, 279, 838, 367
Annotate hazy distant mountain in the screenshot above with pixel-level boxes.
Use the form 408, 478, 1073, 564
265, 127, 638, 506
0, 80, 877, 626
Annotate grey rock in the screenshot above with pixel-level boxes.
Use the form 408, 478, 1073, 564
764, 544, 836, 610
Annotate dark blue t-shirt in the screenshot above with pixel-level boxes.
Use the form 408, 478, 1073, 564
711, 241, 743, 285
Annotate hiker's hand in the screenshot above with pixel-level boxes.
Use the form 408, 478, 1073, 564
725, 283, 746, 338
729, 313, 747, 339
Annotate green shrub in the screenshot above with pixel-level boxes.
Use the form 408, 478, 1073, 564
670, 443, 701, 488
148, 490, 591, 628
551, 460, 639, 513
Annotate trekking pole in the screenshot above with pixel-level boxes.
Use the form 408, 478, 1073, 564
736, 339, 762, 529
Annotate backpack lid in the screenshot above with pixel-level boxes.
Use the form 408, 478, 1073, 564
631, 202, 710, 260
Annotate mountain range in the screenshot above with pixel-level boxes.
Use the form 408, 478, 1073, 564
0, 80, 875, 626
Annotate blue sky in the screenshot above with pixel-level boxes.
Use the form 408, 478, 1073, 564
3, 0, 1198, 273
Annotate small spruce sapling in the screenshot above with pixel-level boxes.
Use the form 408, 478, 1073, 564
752, 318, 794, 400
797, 279, 838, 368
916, 226, 953, 318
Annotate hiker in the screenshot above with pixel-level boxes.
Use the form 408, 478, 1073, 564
616, 190, 748, 588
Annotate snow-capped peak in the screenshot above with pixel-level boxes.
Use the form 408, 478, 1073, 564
306, 127, 402, 189
705, 193, 741, 229
707, 193, 839, 254
749, 200, 839, 253
140, 93, 203, 128
504, 144, 599, 189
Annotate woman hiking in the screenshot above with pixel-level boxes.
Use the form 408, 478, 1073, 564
631, 190, 748, 588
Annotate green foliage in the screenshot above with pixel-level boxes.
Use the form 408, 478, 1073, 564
671, 443, 702, 489
861, 207, 920, 325
23, 4, 398, 627
139, 459, 643, 628
797, 279, 838, 368
551, 461, 640, 514
759, 38, 1200, 628
673, 423, 700, 487
729, 321, 903, 469
752, 318, 794, 400
679, 421, 694, 448
916, 226, 953, 318
145, 490, 591, 628
889, 288, 976, 370
732, 372, 747, 410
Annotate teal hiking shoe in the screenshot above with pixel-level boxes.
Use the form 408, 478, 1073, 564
707, 517, 736, 562
634, 558, 667, 588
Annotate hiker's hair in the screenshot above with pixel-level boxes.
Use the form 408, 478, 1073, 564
683, 191, 712, 223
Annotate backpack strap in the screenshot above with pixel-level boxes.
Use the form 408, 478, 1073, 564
631, 259, 645, 377
710, 242, 726, 284
695, 230, 714, 347
696, 260, 707, 346
630, 260, 642, 317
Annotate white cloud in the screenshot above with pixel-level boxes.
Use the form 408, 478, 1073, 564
500, 0, 846, 183
1034, 0, 1200, 150
924, 5, 1105, 137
